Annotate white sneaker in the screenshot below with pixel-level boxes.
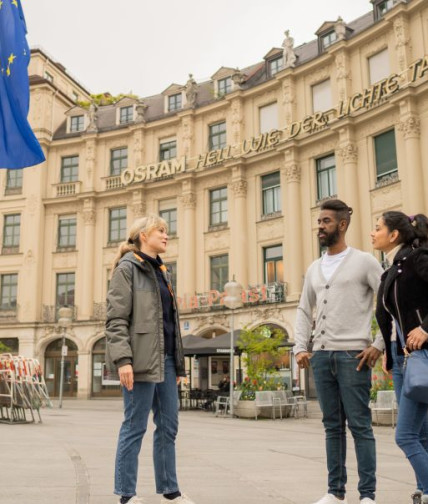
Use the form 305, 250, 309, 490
160, 494, 195, 504
360, 499, 375, 504
117, 497, 145, 504
311, 494, 348, 504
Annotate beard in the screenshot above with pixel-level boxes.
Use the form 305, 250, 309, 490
318, 226, 340, 247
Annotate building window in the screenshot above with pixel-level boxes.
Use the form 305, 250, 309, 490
312, 79, 332, 112
369, 49, 390, 85
58, 216, 77, 249
61, 156, 79, 183
0, 274, 18, 311
320, 30, 337, 51
56, 273, 75, 309
210, 255, 229, 292
70, 115, 84, 133
71, 91, 79, 102
262, 172, 281, 215
119, 106, 133, 124
168, 93, 182, 112
44, 71, 54, 83
109, 207, 127, 243
209, 187, 228, 226
316, 155, 337, 200
165, 262, 177, 293
218, 77, 232, 95
159, 208, 177, 236
259, 103, 278, 133
209, 122, 226, 150
269, 57, 283, 76
6, 169, 23, 193
374, 129, 398, 182
159, 140, 177, 161
264, 245, 283, 283
3, 214, 20, 249
377, 0, 394, 17
110, 148, 128, 176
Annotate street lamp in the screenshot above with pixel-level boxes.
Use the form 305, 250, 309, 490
224, 277, 243, 418
57, 306, 73, 409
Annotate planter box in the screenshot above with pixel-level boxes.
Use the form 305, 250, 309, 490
371, 409, 397, 426
234, 400, 259, 419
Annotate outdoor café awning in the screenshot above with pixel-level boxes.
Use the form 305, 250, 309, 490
181, 331, 243, 356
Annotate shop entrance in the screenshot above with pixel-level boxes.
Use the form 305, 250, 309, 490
44, 338, 78, 397
92, 337, 121, 397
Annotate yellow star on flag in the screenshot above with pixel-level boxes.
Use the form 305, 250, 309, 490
8, 53, 17, 65
11, 0, 18, 7
6, 66, 11, 77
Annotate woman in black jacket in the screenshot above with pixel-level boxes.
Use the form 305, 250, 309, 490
372, 211, 428, 504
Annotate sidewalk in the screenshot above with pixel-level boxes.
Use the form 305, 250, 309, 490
0, 399, 415, 504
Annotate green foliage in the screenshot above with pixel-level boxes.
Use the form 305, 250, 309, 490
77, 92, 140, 109
237, 325, 286, 400
370, 358, 394, 401
0, 341, 11, 353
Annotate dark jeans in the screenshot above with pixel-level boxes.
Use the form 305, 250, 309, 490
311, 350, 376, 500
391, 342, 428, 494
114, 356, 180, 497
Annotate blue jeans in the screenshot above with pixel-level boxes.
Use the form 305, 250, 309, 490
114, 355, 180, 497
393, 344, 428, 494
311, 350, 376, 500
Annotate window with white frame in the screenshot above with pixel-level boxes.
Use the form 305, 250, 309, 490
316, 154, 337, 201
263, 245, 283, 283
259, 102, 278, 133
109, 207, 127, 243
6, 169, 23, 193
159, 140, 177, 161
119, 106, 134, 124
168, 93, 182, 112
2, 214, 20, 249
269, 57, 283, 76
210, 255, 229, 292
262, 172, 281, 215
374, 129, 398, 182
56, 273, 75, 309
0, 274, 18, 311
159, 199, 177, 236
218, 77, 232, 95
61, 156, 79, 183
58, 216, 77, 249
110, 148, 128, 176
70, 115, 84, 133
209, 187, 228, 226
369, 49, 390, 85
312, 79, 332, 112
209, 122, 226, 150
320, 31, 337, 51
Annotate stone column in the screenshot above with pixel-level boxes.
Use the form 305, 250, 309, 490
131, 189, 146, 220
231, 173, 248, 288
80, 199, 96, 320
399, 114, 424, 212
84, 137, 96, 192
180, 179, 197, 295
77, 350, 91, 399
338, 139, 361, 247
284, 159, 303, 301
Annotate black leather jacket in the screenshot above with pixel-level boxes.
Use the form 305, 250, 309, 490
376, 246, 428, 371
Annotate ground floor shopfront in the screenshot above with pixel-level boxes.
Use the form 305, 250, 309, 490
0, 297, 301, 399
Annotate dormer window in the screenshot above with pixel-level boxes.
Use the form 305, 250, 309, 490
119, 106, 134, 124
218, 77, 232, 96
44, 71, 54, 83
378, 0, 394, 16
269, 57, 283, 77
70, 115, 84, 133
168, 93, 182, 112
321, 30, 337, 50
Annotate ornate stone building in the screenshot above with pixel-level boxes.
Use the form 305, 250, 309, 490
1, 0, 428, 398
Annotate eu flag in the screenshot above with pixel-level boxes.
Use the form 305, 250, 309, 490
0, 0, 45, 169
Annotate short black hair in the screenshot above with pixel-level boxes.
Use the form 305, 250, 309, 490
320, 199, 353, 229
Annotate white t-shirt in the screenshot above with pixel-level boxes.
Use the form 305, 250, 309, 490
321, 247, 351, 281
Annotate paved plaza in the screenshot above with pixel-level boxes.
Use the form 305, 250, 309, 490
0, 399, 415, 504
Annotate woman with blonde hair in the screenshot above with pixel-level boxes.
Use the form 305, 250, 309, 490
106, 215, 193, 504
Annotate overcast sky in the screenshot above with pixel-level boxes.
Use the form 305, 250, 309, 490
25, 0, 373, 98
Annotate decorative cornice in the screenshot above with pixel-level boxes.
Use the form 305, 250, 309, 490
284, 163, 301, 183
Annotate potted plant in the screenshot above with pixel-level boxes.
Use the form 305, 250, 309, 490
235, 325, 286, 418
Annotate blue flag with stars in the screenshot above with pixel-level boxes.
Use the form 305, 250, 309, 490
0, 0, 45, 169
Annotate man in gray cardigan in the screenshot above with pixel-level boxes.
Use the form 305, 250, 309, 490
294, 199, 384, 504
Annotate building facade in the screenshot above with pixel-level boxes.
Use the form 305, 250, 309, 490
1, 0, 428, 398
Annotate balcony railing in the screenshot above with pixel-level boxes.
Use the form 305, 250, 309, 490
105, 176, 124, 191
55, 181, 81, 197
